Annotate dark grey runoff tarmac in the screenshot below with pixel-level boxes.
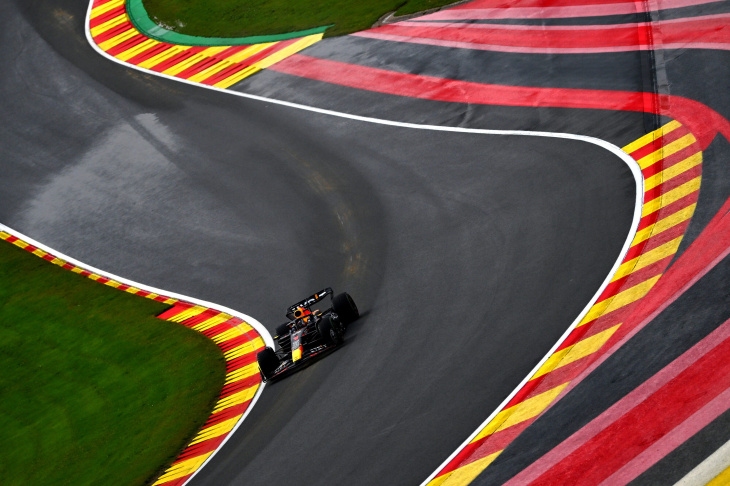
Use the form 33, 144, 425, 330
2, 1, 638, 485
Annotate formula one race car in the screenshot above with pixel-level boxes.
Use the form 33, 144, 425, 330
256, 288, 359, 383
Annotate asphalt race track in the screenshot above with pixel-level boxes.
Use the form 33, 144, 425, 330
1, 0, 640, 485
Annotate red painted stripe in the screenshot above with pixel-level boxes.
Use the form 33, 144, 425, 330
220, 375, 260, 399
126, 43, 175, 65
93, 22, 134, 44
92, 0, 117, 8
148, 47, 207, 73
641, 142, 701, 180
154, 474, 190, 486
224, 351, 258, 372
636, 192, 698, 233
106, 34, 148, 57
175, 57, 222, 79
508, 317, 730, 485
89, 6, 126, 28
620, 220, 691, 267
157, 302, 194, 319
199, 322, 234, 338
605, 386, 730, 484
429, 0, 716, 19
203, 401, 252, 428
175, 435, 227, 462
438, 419, 533, 476
628, 124, 691, 161
176, 308, 223, 327
368, 15, 730, 53
644, 164, 702, 203
270, 55, 730, 150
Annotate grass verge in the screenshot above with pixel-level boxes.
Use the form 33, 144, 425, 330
142, 0, 460, 39
0, 238, 226, 486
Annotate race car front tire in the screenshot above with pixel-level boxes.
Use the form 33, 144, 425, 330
332, 292, 359, 325
257, 347, 280, 381
318, 315, 342, 345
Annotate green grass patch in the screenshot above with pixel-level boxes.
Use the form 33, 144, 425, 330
0, 239, 226, 486
142, 0, 459, 39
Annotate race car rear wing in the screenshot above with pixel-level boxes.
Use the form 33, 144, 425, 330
286, 287, 333, 318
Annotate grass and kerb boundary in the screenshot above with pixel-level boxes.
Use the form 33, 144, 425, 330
0, 236, 226, 485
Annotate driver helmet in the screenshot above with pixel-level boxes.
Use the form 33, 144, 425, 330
293, 306, 312, 322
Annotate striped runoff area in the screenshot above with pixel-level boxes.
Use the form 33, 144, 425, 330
88, 0, 322, 88
0, 230, 265, 486
428, 120, 703, 486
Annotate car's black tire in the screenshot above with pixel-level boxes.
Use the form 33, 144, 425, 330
318, 315, 342, 345
332, 292, 359, 325
275, 323, 290, 338
257, 347, 280, 381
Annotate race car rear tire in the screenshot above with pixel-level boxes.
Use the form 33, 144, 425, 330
257, 347, 280, 381
332, 292, 359, 325
318, 315, 342, 345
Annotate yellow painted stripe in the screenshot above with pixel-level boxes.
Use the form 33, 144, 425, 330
90, 0, 125, 19
225, 362, 259, 384
641, 177, 702, 218
162, 53, 209, 76
137, 45, 188, 68
210, 327, 244, 344
152, 451, 213, 484
188, 60, 235, 83
532, 325, 620, 380
622, 120, 681, 154
11, 239, 29, 249
190, 313, 231, 332
189, 416, 240, 446
212, 385, 258, 413
579, 275, 662, 326
90, 3, 123, 19
98, 29, 137, 51
228, 42, 275, 63
234, 321, 254, 334
224, 337, 265, 360
636, 133, 698, 170
644, 151, 702, 192
104, 280, 121, 288
116, 38, 160, 62
90, 13, 128, 37
166, 305, 207, 323
253, 33, 323, 70
631, 203, 696, 247
431, 452, 502, 486
612, 236, 683, 281
32, 248, 48, 258
124, 286, 141, 294
473, 384, 569, 442
214, 65, 261, 88
708, 464, 730, 486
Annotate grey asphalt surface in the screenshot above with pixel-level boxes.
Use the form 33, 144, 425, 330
2, 1, 638, 485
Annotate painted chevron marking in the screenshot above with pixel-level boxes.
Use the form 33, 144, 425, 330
88, 0, 322, 88
427, 121, 702, 485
